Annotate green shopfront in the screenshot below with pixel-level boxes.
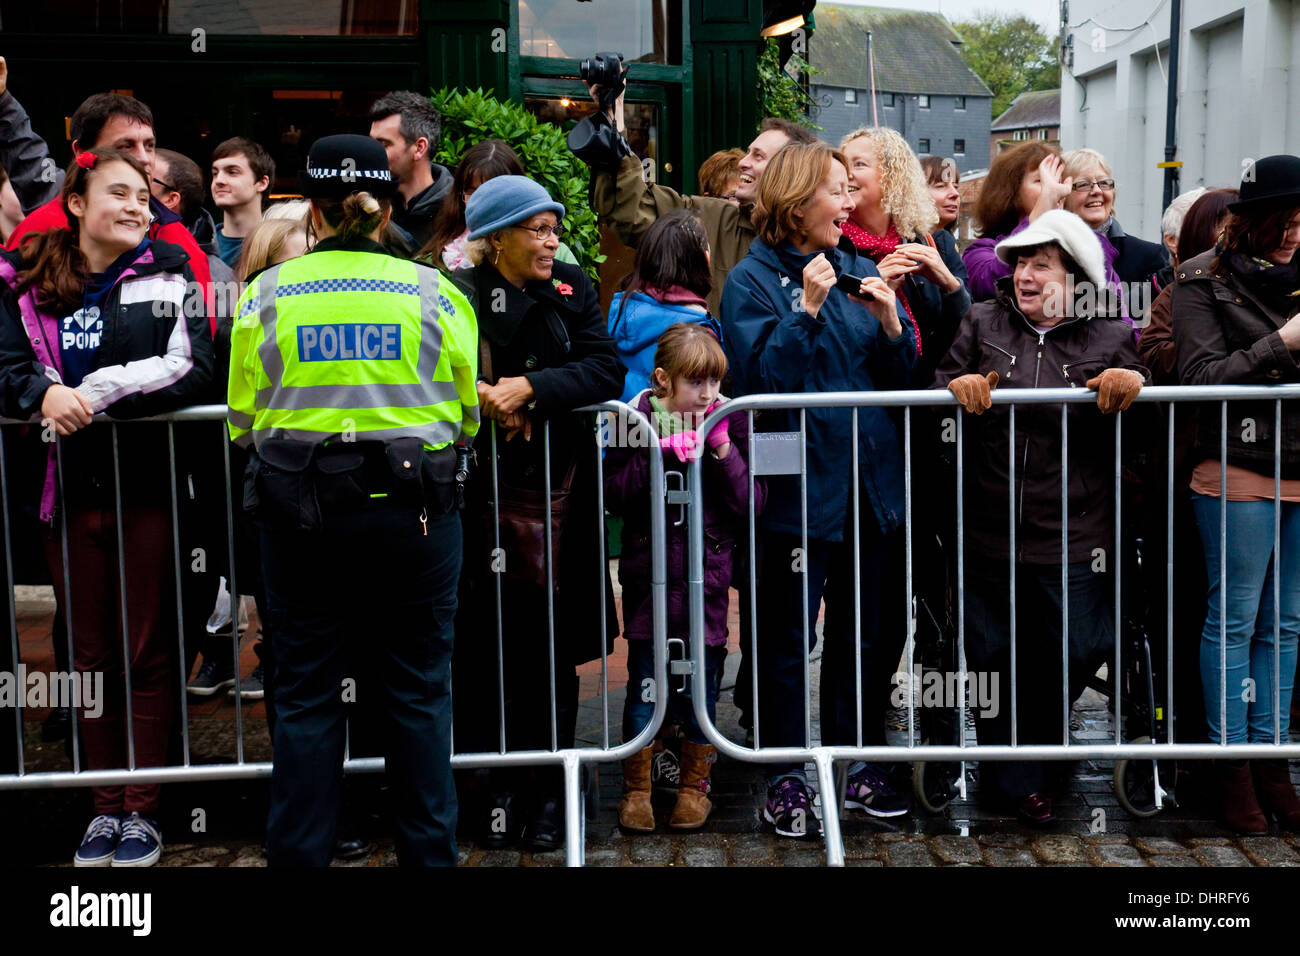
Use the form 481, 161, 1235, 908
5, 0, 772, 198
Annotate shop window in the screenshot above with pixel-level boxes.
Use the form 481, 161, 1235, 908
520, 0, 674, 64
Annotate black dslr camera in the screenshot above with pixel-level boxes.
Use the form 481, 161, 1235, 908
580, 51, 627, 111
568, 51, 634, 171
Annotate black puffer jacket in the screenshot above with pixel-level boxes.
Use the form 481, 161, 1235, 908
1173, 248, 1300, 477
932, 277, 1148, 563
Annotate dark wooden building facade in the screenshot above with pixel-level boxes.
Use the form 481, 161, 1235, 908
4, 0, 772, 195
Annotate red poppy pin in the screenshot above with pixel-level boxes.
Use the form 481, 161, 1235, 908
75, 152, 97, 170
553, 279, 573, 297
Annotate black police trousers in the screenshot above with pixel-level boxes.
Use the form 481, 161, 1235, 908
261, 498, 461, 866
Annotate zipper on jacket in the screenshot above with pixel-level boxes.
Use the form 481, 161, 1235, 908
981, 339, 1017, 381
1061, 359, 1100, 387
1015, 331, 1047, 557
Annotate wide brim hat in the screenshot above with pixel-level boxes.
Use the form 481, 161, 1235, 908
1229, 154, 1300, 215
298, 133, 399, 199
465, 175, 565, 240
994, 209, 1107, 291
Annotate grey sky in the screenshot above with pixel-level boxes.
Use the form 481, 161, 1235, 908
823, 0, 1060, 35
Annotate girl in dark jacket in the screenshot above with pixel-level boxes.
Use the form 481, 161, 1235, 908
449, 175, 623, 852
0, 148, 212, 867
1173, 155, 1300, 834
721, 142, 917, 837
604, 323, 764, 832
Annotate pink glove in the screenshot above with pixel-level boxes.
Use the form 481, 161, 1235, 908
660, 430, 701, 463
705, 417, 731, 450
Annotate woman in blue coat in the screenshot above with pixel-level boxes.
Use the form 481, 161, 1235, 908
720, 141, 917, 837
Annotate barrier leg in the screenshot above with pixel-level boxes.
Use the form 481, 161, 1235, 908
564, 752, 584, 867
817, 751, 845, 867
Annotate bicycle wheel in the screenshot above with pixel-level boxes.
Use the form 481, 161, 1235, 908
1114, 736, 1177, 817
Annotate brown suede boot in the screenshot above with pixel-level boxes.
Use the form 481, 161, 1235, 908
1219, 761, 1268, 834
619, 748, 656, 832
669, 740, 717, 830
1252, 759, 1300, 831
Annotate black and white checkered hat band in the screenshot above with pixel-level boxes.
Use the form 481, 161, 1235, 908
305, 168, 393, 181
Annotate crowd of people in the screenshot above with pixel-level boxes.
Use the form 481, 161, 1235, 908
1, 53, 1299, 867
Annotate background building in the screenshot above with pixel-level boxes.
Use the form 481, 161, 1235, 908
1061, 0, 1300, 239
807, 3, 992, 171
3, 0, 785, 197
989, 88, 1059, 165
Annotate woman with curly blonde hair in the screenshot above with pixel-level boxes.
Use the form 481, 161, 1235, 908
839, 126, 969, 386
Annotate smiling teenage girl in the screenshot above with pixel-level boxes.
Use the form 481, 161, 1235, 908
0, 147, 212, 866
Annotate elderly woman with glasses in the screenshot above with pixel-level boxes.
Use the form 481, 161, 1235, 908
1061, 148, 1167, 321
448, 175, 623, 854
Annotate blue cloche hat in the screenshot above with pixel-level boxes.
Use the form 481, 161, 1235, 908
465, 175, 565, 240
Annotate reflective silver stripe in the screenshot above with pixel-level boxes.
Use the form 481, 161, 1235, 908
255, 261, 451, 415
251, 419, 461, 448
227, 408, 254, 429
256, 379, 462, 411
256, 264, 288, 387
415, 263, 446, 383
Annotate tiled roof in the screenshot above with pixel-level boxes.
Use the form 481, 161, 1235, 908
991, 89, 1061, 130
810, 4, 993, 97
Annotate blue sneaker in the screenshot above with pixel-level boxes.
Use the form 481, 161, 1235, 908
111, 812, 162, 867
764, 778, 816, 838
844, 763, 910, 817
74, 814, 123, 867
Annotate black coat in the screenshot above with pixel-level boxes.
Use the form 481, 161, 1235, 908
452, 259, 624, 666
1109, 222, 1168, 323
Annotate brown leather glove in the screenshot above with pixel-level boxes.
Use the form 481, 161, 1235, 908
1085, 368, 1144, 414
947, 371, 999, 414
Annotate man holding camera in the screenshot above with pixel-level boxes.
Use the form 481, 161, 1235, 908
573, 54, 817, 315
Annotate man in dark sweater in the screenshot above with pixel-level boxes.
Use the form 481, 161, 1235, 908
368, 91, 452, 255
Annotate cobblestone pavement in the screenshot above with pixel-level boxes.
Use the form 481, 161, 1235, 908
9, 587, 1300, 867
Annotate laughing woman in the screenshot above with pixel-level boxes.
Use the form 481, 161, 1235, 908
0, 148, 212, 866
721, 141, 917, 837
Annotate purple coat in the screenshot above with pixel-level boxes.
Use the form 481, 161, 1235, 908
962, 215, 1131, 323
603, 391, 765, 646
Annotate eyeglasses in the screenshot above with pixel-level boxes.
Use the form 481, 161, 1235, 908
510, 222, 563, 240
152, 177, 177, 193
1071, 179, 1115, 192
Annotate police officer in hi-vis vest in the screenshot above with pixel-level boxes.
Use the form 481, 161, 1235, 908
228, 134, 479, 866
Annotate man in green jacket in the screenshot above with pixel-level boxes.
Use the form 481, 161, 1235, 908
582, 82, 817, 315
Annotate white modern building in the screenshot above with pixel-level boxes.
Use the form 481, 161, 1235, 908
1060, 0, 1300, 239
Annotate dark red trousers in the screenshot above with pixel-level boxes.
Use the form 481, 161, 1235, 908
46, 505, 175, 815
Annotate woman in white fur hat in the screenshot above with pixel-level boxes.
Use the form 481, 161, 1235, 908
931, 208, 1150, 824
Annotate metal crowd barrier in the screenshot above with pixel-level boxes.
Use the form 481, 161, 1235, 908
0, 401, 670, 868
686, 385, 1300, 866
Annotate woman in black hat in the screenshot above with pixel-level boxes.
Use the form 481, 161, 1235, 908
1174, 154, 1300, 834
